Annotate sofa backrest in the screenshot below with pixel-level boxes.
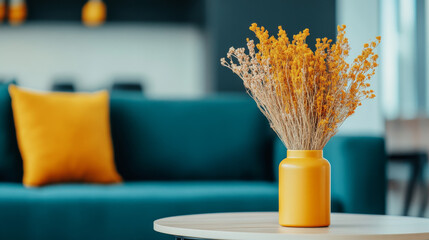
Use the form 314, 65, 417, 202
0, 88, 274, 182
110, 94, 274, 181
0, 82, 22, 182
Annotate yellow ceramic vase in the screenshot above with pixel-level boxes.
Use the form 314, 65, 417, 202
279, 150, 330, 227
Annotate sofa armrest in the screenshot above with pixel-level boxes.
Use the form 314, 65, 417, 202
324, 136, 387, 214
273, 136, 387, 214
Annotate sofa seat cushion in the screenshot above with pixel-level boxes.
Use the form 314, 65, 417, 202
0, 181, 342, 240
0, 181, 277, 240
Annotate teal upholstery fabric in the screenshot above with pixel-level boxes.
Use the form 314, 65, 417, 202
0, 91, 386, 240
0, 182, 343, 240
0, 182, 277, 240
110, 95, 273, 181
324, 136, 387, 214
0, 82, 22, 182
273, 136, 387, 214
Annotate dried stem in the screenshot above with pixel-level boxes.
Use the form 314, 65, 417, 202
221, 24, 380, 150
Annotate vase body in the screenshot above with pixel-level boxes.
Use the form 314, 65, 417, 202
279, 150, 330, 227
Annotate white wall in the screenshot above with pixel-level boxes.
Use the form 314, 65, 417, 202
0, 23, 206, 98
336, 0, 384, 135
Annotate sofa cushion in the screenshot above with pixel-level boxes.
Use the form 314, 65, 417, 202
0, 181, 276, 240
0, 82, 22, 182
0, 181, 343, 240
110, 95, 274, 181
9, 86, 122, 186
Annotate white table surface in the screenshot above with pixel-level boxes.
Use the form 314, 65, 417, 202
154, 212, 429, 240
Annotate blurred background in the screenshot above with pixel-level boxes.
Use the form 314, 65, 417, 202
0, 0, 428, 217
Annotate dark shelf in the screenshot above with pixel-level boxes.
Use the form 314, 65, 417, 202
13, 0, 336, 93
26, 0, 204, 24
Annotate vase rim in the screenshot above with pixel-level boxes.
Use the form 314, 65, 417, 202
287, 150, 323, 158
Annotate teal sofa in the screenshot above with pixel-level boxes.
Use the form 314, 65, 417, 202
0, 83, 386, 240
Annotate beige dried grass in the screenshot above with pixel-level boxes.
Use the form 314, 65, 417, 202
221, 24, 380, 150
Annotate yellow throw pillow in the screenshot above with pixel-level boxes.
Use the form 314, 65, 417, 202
9, 85, 122, 187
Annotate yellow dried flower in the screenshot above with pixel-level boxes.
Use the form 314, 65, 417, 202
221, 23, 380, 150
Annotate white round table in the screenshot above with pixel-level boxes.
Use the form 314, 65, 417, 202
154, 212, 429, 240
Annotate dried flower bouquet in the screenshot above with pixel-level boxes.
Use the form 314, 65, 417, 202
221, 24, 380, 150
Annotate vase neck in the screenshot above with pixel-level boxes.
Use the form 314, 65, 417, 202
287, 150, 323, 158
